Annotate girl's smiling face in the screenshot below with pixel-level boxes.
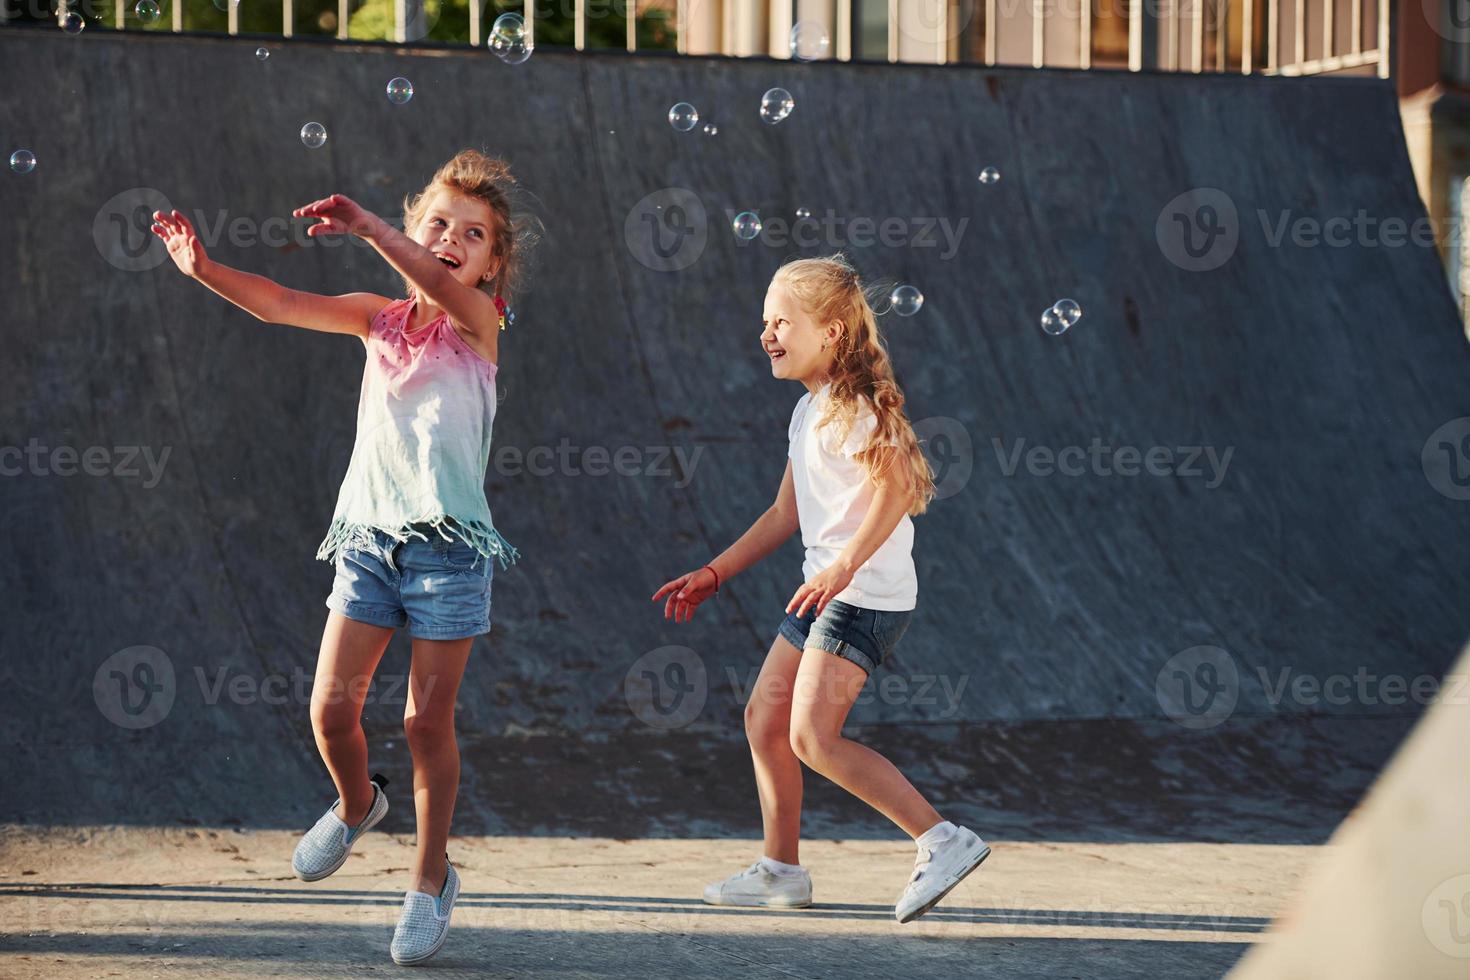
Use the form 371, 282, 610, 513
412, 187, 500, 291
761, 278, 838, 389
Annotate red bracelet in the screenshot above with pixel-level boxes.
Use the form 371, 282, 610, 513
700, 564, 720, 593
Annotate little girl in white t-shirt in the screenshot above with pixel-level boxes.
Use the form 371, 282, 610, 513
652, 253, 990, 923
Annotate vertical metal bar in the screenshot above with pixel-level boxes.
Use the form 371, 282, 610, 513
1216, 0, 1227, 69
1242, 0, 1252, 71
676, 0, 686, 52
172, 0, 181, 31
1322, 0, 1331, 59
575, 0, 584, 49
1191, 0, 1203, 71
838, 0, 853, 60
1032, 0, 1043, 66
283, 0, 293, 37
336, 0, 346, 39
470, 0, 481, 46
526, 0, 536, 48
394, 0, 404, 41
1128, 0, 1141, 69
1349, 0, 1358, 53
627, 0, 636, 50
888, 0, 898, 61
114, 0, 122, 29
229, 1, 239, 33
985, 0, 997, 63
1081, 0, 1092, 68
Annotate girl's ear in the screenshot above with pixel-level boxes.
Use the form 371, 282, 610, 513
825, 320, 845, 348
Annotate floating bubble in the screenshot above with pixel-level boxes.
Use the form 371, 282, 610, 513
491, 11, 526, 42
255, 46, 269, 60
134, 0, 159, 23
1040, 298, 1082, 335
300, 121, 328, 149
59, 9, 84, 32
386, 77, 414, 105
890, 284, 924, 317
211, 0, 239, 10
732, 211, 762, 241
702, 123, 718, 136
10, 149, 36, 174
490, 34, 533, 64
978, 166, 1001, 185
795, 207, 811, 219
668, 102, 699, 132
760, 87, 794, 124
789, 21, 829, 60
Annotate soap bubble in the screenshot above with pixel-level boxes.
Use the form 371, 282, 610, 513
211, 0, 238, 10
134, 0, 159, 23
255, 46, 269, 60
59, 9, 84, 32
703, 123, 718, 136
890, 284, 924, 316
795, 207, 811, 219
732, 211, 762, 241
1040, 298, 1082, 335
491, 11, 526, 42
490, 34, 533, 63
668, 102, 699, 132
789, 21, 829, 60
300, 122, 328, 149
760, 87, 794, 124
386, 77, 414, 105
10, 150, 36, 174
978, 166, 1000, 185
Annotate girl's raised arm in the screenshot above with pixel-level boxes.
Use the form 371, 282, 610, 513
152, 209, 388, 342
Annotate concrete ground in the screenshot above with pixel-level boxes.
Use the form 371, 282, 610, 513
1, 824, 1311, 978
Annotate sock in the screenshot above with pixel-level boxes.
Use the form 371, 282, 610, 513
759, 856, 805, 876
915, 820, 959, 849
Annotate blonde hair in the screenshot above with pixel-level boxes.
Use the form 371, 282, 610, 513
399, 148, 542, 307
774, 252, 936, 516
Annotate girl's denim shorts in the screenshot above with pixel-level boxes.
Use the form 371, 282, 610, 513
778, 597, 913, 676
325, 524, 493, 641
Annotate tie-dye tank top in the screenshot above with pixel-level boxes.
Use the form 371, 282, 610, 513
315, 296, 518, 570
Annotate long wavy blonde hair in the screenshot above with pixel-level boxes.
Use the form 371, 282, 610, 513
774, 253, 935, 516
400, 148, 542, 308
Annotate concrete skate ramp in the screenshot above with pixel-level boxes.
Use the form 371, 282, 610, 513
3, 32, 1469, 839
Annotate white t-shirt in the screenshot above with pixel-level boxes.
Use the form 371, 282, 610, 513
787, 384, 917, 611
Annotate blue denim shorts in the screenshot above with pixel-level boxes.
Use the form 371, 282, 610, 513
325, 524, 493, 640
778, 598, 913, 676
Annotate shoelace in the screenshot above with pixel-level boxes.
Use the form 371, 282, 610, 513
740, 862, 767, 879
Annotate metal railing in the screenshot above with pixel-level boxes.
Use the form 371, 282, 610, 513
86, 0, 1386, 75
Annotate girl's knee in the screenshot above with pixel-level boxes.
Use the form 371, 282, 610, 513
744, 698, 790, 752
787, 721, 832, 769
402, 712, 455, 749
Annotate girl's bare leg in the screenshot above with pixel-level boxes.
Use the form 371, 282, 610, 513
402, 635, 474, 896
744, 635, 807, 865
788, 648, 943, 839
311, 612, 395, 825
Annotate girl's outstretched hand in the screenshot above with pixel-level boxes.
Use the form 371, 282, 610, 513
786, 564, 854, 618
293, 193, 377, 239
151, 209, 208, 278
651, 567, 718, 623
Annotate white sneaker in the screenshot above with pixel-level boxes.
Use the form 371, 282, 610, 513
390, 854, 461, 966
703, 861, 812, 908
894, 827, 990, 923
